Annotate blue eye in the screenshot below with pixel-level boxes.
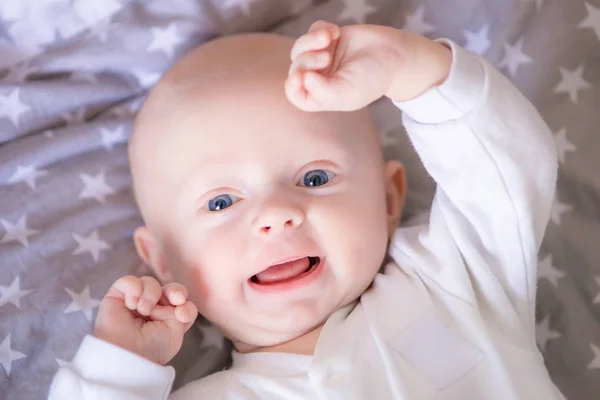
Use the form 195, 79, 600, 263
206, 194, 240, 211
301, 170, 334, 188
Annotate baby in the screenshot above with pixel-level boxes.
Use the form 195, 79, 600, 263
50, 21, 565, 399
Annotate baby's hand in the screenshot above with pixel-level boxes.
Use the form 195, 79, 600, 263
94, 276, 198, 365
285, 21, 452, 112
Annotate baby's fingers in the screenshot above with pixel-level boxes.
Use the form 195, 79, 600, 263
289, 50, 331, 77
161, 283, 188, 306
136, 276, 162, 316
105, 275, 143, 311
290, 21, 340, 61
174, 301, 198, 330
149, 302, 197, 334
285, 70, 324, 112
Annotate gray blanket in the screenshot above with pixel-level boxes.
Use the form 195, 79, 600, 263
1, 1, 599, 399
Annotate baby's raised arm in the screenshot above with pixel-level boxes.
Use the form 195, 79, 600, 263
287, 22, 557, 335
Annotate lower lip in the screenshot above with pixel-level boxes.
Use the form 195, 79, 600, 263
248, 258, 325, 293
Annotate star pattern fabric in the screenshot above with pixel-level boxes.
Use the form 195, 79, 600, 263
100, 126, 125, 150
72, 230, 111, 263
554, 65, 590, 104
147, 23, 185, 58
222, 0, 255, 16
550, 198, 573, 225
0, 89, 31, 128
536, 315, 561, 352
64, 286, 101, 323
498, 38, 533, 78
7, 164, 48, 190
553, 128, 577, 164
0, 334, 26, 376
579, 2, 600, 41
0, 276, 34, 309
404, 5, 436, 36
78, 172, 116, 203
538, 254, 566, 287
1, 1, 599, 399
463, 24, 491, 55
130, 67, 161, 88
589, 344, 600, 369
0, 215, 38, 247
338, 0, 377, 24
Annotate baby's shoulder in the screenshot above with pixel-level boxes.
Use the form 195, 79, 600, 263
171, 369, 237, 400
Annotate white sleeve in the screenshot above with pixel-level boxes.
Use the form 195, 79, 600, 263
48, 335, 175, 400
389, 40, 557, 332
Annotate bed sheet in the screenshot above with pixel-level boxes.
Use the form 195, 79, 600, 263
1, 1, 599, 399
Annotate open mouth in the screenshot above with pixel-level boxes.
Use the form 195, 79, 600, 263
250, 256, 321, 286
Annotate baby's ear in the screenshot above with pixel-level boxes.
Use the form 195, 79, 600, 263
384, 160, 407, 237
133, 226, 173, 283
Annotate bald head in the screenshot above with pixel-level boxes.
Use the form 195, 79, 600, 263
131, 33, 294, 146
129, 33, 381, 228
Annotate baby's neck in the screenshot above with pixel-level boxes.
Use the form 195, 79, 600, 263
236, 324, 325, 356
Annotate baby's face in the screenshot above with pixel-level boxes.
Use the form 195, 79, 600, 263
130, 35, 404, 350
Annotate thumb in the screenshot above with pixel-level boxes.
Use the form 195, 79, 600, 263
149, 305, 187, 339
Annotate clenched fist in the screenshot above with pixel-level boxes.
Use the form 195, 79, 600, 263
285, 20, 452, 112
94, 275, 198, 365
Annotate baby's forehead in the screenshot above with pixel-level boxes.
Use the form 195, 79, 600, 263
130, 33, 382, 214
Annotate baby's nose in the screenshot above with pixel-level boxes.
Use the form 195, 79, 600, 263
255, 203, 304, 235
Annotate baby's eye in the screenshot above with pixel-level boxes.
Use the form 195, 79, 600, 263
205, 194, 240, 211
300, 169, 335, 188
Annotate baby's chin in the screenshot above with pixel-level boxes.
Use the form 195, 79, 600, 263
230, 320, 327, 354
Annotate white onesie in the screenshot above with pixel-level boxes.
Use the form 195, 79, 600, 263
49, 39, 564, 400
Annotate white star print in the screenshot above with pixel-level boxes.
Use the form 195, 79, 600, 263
100, 126, 125, 150
553, 128, 577, 164
147, 23, 185, 58
0, 215, 38, 247
550, 197, 572, 225
497, 38, 533, 78
64, 286, 101, 323
72, 230, 111, 263
222, 0, 255, 16
536, 315, 561, 352
538, 254, 566, 287
4, 60, 36, 83
589, 343, 600, 369
78, 171, 116, 203
337, 0, 377, 24
199, 323, 225, 351
553, 65, 590, 104
7, 164, 48, 190
0, 276, 34, 309
578, 2, 600, 42
463, 24, 491, 55
0, 89, 31, 128
404, 5, 436, 36
130, 68, 161, 88
60, 108, 87, 126
0, 335, 26, 376
593, 277, 600, 304
70, 71, 99, 84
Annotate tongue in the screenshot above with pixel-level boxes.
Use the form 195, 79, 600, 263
255, 257, 310, 284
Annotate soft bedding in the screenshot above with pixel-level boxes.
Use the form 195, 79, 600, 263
1, 1, 599, 399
